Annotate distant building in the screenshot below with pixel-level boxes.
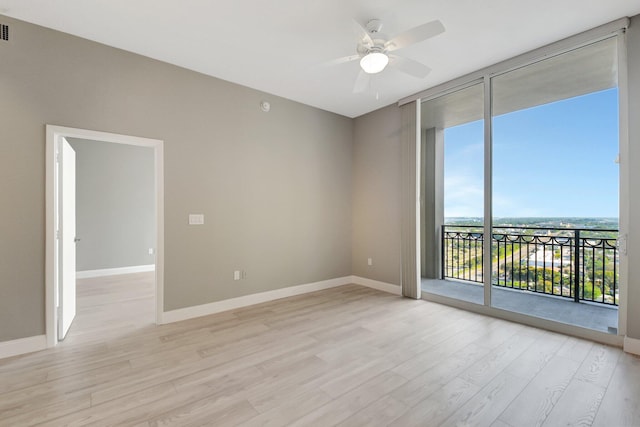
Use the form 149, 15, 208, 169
526, 246, 571, 268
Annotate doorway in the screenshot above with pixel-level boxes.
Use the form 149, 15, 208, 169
45, 125, 164, 347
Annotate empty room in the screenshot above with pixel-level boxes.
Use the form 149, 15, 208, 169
2, 0, 640, 425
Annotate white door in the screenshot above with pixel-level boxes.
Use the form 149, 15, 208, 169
58, 138, 76, 340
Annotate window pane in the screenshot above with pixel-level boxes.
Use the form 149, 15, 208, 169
421, 82, 485, 305
490, 37, 619, 332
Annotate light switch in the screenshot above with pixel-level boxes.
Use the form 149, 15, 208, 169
189, 214, 204, 225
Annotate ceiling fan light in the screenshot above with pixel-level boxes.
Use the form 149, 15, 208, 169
360, 52, 389, 74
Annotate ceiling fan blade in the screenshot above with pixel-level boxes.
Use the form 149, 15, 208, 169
385, 20, 445, 52
353, 70, 371, 93
323, 54, 361, 67
353, 19, 373, 46
389, 55, 431, 78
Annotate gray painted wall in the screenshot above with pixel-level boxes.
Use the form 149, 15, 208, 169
0, 16, 352, 341
352, 15, 640, 340
352, 104, 402, 286
67, 139, 155, 272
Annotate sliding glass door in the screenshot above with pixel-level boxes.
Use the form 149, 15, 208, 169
421, 34, 622, 334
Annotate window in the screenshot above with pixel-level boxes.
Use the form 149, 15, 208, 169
421, 82, 485, 304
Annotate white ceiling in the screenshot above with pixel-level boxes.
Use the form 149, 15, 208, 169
1, 0, 639, 118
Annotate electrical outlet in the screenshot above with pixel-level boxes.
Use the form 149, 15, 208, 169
234, 270, 240, 281
188, 214, 204, 225
148, 248, 154, 255
367, 258, 373, 266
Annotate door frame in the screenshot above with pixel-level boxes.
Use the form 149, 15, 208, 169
45, 125, 164, 347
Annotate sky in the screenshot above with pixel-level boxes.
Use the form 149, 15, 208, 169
444, 88, 619, 218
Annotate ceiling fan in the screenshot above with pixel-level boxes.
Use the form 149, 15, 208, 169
330, 18, 445, 93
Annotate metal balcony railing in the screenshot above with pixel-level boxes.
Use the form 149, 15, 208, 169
441, 225, 619, 305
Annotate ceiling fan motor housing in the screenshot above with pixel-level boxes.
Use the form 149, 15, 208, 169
358, 19, 387, 56
365, 19, 383, 34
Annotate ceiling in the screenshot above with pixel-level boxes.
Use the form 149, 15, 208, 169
1, 0, 639, 118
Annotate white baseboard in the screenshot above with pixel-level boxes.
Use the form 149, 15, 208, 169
624, 336, 640, 355
161, 276, 351, 324
0, 335, 47, 360
351, 276, 402, 295
161, 275, 402, 325
76, 264, 155, 279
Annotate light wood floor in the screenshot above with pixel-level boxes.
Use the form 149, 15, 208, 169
1, 273, 639, 426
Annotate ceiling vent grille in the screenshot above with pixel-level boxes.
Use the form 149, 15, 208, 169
0, 24, 8, 42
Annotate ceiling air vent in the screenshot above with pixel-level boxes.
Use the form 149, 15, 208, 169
1, 24, 9, 42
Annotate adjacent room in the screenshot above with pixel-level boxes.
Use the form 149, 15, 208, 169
2, 1, 640, 425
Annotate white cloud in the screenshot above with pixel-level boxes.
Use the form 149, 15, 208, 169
444, 174, 483, 217
444, 175, 544, 218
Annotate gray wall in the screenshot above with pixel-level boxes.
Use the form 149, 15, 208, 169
352, 105, 402, 286
0, 16, 352, 341
67, 139, 155, 272
353, 15, 640, 340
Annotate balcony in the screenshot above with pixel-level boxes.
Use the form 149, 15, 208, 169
422, 224, 619, 334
